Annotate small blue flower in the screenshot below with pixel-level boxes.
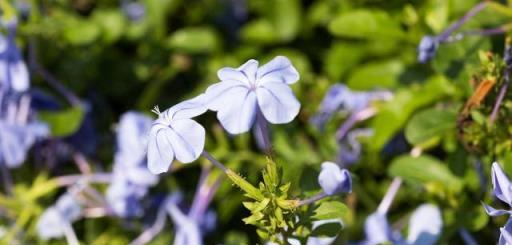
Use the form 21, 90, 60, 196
0, 120, 48, 168
0, 23, 30, 93
318, 161, 352, 195
122, 2, 145, 22
406, 204, 443, 245
362, 212, 396, 245
338, 128, 373, 166
107, 112, 159, 217
37, 193, 82, 240
417, 36, 439, 63
500, 218, 512, 245
310, 84, 391, 130
205, 56, 300, 134
483, 162, 512, 217
166, 196, 203, 245
147, 94, 208, 174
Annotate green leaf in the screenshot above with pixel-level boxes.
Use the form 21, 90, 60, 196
310, 221, 343, 238
405, 108, 457, 145
369, 75, 457, 151
226, 170, 265, 201
388, 155, 464, 192
347, 60, 405, 89
167, 27, 220, 53
63, 18, 101, 46
38, 106, 85, 137
328, 9, 404, 39
312, 201, 348, 221
425, 0, 448, 33
93, 9, 126, 44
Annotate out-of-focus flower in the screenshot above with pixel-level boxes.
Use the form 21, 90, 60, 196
417, 36, 439, 63
0, 120, 48, 168
318, 161, 351, 195
360, 204, 442, 245
107, 112, 158, 217
0, 22, 29, 93
310, 84, 391, 130
406, 204, 443, 245
122, 1, 145, 22
205, 56, 300, 134
337, 128, 373, 166
483, 162, 512, 244
37, 193, 82, 240
147, 94, 207, 174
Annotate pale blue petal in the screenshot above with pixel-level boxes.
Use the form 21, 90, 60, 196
407, 204, 442, 245
256, 56, 299, 85
167, 201, 203, 245
483, 203, 512, 217
55, 193, 82, 222
147, 123, 175, 174
116, 111, 152, 165
37, 207, 65, 239
217, 59, 258, 86
500, 218, 512, 245
166, 94, 208, 121
256, 81, 300, 124
364, 212, 393, 245
168, 119, 205, 163
318, 161, 352, 195
204, 80, 250, 111
124, 165, 159, 186
9, 60, 29, 92
492, 162, 512, 205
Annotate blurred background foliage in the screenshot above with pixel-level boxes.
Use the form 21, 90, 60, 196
4, 0, 512, 244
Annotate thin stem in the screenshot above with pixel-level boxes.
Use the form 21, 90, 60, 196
129, 203, 168, 245
54, 173, 112, 186
438, 2, 488, 42
376, 177, 402, 215
256, 108, 272, 155
28, 41, 82, 106
73, 152, 92, 175
298, 191, 329, 206
335, 107, 376, 141
0, 162, 13, 195
201, 151, 227, 173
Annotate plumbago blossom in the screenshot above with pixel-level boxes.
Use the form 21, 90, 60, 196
310, 84, 392, 130
147, 94, 207, 174
0, 20, 29, 92
0, 20, 48, 169
106, 112, 159, 217
318, 161, 352, 195
483, 162, 512, 244
165, 193, 217, 245
204, 56, 300, 134
360, 204, 442, 245
36, 193, 82, 240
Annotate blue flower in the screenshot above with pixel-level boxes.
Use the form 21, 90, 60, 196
317, 161, 352, 195
166, 195, 203, 245
0, 120, 48, 168
483, 162, 512, 216
483, 162, 512, 244
122, 1, 145, 22
360, 204, 442, 245
417, 36, 439, 63
0, 23, 29, 93
107, 112, 159, 217
337, 128, 373, 166
406, 204, 443, 245
37, 193, 82, 240
310, 84, 391, 130
205, 56, 300, 134
147, 94, 208, 174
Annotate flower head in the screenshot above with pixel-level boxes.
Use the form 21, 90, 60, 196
318, 161, 352, 195
205, 56, 300, 134
483, 162, 512, 217
0, 120, 48, 168
417, 36, 439, 63
122, 1, 145, 22
0, 24, 29, 92
37, 193, 82, 240
147, 94, 207, 174
406, 204, 443, 245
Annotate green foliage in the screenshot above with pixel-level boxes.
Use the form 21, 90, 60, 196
38, 106, 85, 137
